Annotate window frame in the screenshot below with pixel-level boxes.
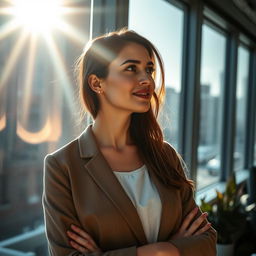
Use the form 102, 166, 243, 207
235, 42, 251, 172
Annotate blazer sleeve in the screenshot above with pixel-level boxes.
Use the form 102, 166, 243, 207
165, 144, 217, 256
42, 154, 137, 256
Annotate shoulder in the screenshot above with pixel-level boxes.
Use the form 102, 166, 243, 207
163, 140, 189, 178
163, 141, 180, 164
44, 136, 81, 169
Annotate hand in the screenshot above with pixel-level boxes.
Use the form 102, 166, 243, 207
170, 207, 211, 240
67, 224, 102, 253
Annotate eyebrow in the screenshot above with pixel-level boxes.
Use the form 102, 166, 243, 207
120, 59, 154, 66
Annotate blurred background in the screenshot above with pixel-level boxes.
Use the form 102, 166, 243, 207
0, 0, 256, 255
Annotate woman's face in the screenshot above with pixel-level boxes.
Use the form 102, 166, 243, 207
99, 42, 156, 114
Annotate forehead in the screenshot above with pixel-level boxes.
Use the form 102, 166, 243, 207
111, 42, 154, 66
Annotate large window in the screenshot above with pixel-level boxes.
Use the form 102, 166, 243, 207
197, 24, 227, 189
234, 45, 250, 171
128, 0, 184, 149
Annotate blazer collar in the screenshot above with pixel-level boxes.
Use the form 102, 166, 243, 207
77, 123, 176, 245
78, 123, 99, 158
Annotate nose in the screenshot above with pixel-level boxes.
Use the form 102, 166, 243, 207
138, 73, 151, 85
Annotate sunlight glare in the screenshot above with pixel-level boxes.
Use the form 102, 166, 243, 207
12, 0, 63, 34
44, 33, 78, 114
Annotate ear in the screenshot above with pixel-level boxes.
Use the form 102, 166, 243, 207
88, 74, 103, 94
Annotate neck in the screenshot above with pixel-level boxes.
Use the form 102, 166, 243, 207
91, 109, 133, 151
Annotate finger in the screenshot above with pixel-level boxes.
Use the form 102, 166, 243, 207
67, 230, 97, 252
71, 225, 98, 248
187, 212, 208, 235
179, 207, 199, 232
67, 230, 92, 249
193, 223, 212, 236
69, 240, 89, 253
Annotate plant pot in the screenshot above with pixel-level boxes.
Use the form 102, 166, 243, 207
217, 243, 234, 256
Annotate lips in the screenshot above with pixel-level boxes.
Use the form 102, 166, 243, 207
132, 89, 151, 100
132, 89, 150, 97
133, 94, 150, 99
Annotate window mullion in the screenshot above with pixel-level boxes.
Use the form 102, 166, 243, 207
180, 0, 203, 185
221, 32, 239, 181
246, 48, 256, 167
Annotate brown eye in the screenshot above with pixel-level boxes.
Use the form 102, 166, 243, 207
125, 65, 137, 72
146, 66, 155, 75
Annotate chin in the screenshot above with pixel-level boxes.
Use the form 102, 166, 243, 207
133, 106, 151, 113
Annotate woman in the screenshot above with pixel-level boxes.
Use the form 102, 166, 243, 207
42, 28, 217, 256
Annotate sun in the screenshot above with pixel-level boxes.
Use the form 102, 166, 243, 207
10, 0, 63, 34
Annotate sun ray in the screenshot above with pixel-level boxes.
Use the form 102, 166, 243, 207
0, 30, 29, 93
19, 34, 37, 125
0, 19, 20, 40
43, 32, 77, 113
55, 19, 87, 45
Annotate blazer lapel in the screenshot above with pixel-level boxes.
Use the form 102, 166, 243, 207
146, 165, 179, 241
78, 124, 177, 244
78, 124, 148, 245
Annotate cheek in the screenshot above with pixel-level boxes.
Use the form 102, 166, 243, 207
107, 74, 136, 94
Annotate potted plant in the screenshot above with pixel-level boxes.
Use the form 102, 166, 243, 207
200, 172, 247, 256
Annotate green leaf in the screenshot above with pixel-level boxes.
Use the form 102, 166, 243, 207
200, 197, 213, 213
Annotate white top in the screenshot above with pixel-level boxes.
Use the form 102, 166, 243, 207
113, 164, 162, 243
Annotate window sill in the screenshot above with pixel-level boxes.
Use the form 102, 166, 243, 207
195, 169, 249, 204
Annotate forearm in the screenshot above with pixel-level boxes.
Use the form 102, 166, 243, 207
137, 242, 180, 256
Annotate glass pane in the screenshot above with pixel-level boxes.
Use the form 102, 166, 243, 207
0, 1, 91, 252
129, 0, 184, 149
234, 45, 250, 171
197, 24, 226, 189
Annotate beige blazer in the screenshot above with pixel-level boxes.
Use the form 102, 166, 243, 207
42, 124, 217, 256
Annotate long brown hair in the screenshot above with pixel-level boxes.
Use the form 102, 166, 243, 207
75, 27, 194, 190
